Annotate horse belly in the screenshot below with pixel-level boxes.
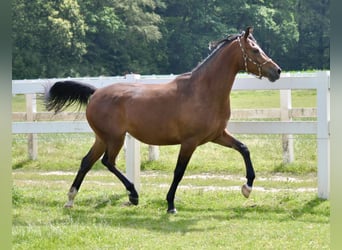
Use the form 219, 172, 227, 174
129, 131, 180, 146
126, 112, 181, 145
125, 109, 225, 146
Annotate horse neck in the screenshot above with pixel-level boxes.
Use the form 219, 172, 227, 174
191, 40, 242, 103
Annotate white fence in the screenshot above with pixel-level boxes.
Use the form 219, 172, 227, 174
12, 71, 330, 199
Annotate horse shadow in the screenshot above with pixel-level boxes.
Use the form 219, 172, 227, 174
14, 189, 328, 234
55, 194, 328, 234
12, 159, 32, 169
55, 195, 217, 234
226, 196, 329, 224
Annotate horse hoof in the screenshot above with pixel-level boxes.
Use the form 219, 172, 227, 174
129, 195, 139, 206
167, 208, 177, 214
64, 202, 73, 208
241, 184, 252, 198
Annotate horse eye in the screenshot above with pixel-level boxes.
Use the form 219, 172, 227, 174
253, 49, 259, 54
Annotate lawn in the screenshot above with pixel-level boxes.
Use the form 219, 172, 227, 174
13, 171, 329, 250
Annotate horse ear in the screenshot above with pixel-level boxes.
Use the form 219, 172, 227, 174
244, 26, 254, 40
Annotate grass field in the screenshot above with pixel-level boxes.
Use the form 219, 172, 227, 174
13, 171, 329, 249
12, 88, 329, 249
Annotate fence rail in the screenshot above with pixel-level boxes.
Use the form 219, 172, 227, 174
12, 71, 330, 198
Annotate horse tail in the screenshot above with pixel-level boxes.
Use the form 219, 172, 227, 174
44, 80, 97, 113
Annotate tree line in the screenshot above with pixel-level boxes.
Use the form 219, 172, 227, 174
12, 0, 329, 79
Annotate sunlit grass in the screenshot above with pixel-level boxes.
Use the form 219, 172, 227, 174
12, 172, 329, 250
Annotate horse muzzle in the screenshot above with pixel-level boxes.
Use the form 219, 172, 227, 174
267, 67, 281, 82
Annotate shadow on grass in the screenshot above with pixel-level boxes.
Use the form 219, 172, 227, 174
12, 159, 33, 169
71, 195, 326, 231
272, 162, 316, 174
228, 195, 329, 224
13, 187, 329, 234
292, 197, 329, 218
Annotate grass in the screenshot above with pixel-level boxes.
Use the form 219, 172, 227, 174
12, 87, 329, 249
12, 171, 329, 249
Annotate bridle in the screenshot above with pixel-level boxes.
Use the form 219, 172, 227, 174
237, 36, 272, 79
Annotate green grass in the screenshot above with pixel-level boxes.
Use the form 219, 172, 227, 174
12, 171, 329, 249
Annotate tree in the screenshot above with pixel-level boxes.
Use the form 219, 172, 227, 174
157, 0, 302, 73
77, 0, 164, 76
215, 0, 299, 70
12, 0, 87, 79
12, 0, 330, 79
296, 0, 330, 70
157, 0, 227, 74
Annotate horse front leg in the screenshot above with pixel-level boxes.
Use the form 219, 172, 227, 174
166, 143, 196, 214
213, 129, 255, 198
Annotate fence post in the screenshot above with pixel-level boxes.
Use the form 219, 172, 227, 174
280, 88, 294, 163
124, 74, 142, 192
316, 71, 330, 199
125, 133, 141, 193
26, 93, 38, 160
148, 145, 159, 161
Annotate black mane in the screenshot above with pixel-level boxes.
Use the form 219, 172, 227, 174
191, 31, 257, 73
191, 33, 241, 73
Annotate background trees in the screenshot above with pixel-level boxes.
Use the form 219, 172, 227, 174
12, 0, 330, 79
12, 0, 87, 78
296, 0, 330, 70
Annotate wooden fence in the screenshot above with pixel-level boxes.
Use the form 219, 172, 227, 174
12, 71, 330, 198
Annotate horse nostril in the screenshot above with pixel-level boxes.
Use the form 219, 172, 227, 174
278, 68, 282, 75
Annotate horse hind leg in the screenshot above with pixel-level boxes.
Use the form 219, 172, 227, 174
65, 137, 105, 208
101, 138, 139, 206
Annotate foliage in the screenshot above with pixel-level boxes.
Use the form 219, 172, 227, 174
295, 0, 330, 70
12, 0, 329, 78
76, 0, 164, 76
12, 0, 87, 78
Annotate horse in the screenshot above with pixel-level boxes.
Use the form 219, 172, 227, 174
44, 27, 281, 213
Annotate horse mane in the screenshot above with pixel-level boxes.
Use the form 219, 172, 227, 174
191, 31, 257, 73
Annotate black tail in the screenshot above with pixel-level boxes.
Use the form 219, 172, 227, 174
44, 80, 97, 113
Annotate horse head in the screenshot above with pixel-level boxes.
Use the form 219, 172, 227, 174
238, 27, 281, 82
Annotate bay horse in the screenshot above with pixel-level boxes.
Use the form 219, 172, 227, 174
44, 27, 281, 213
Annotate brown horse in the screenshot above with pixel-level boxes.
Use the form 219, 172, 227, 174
44, 27, 281, 213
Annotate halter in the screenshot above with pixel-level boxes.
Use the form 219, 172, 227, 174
237, 36, 271, 79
